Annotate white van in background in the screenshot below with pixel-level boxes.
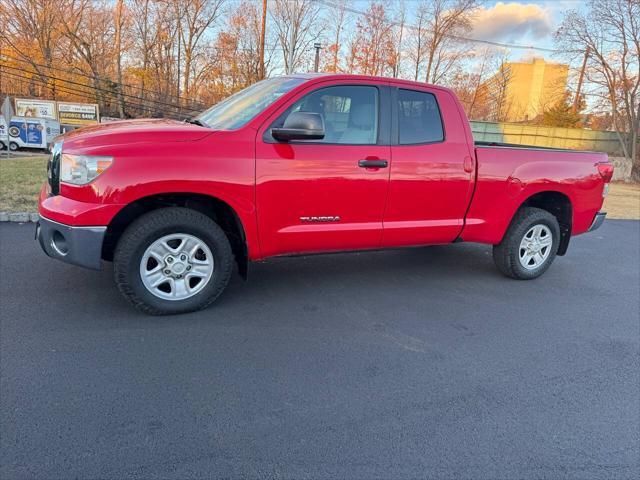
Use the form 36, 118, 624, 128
0, 118, 7, 150
0, 116, 61, 151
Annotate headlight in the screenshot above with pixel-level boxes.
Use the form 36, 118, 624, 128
60, 154, 113, 185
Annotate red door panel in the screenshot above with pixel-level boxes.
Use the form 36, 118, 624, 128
382, 87, 475, 247
256, 144, 390, 257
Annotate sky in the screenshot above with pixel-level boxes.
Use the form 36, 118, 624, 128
337, 0, 590, 69
455, 0, 587, 59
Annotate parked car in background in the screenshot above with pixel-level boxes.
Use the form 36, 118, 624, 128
37, 74, 613, 314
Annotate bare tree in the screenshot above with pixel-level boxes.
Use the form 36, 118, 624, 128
347, 1, 396, 76
202, 0, 276, 103
391, 1, 406, 78
450, 48, 494, 119
58, 0, 118, 110
129, 0, 153, 114
175, 0, 224, 97
484, 55, 513, 122
271, 0, 323, 74
321, 0, 349, 73
406, 4, 427, 81
406, 0, 478, 84
556, 0, 640, 180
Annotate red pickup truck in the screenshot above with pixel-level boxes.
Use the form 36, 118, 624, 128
37, 74, 613, 314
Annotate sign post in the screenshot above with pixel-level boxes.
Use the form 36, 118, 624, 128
1, 96, 14, 158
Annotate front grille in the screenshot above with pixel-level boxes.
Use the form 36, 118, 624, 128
47, 141, 62, 195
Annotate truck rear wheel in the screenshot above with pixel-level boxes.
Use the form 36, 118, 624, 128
114, 207, 233, 315
493, 207, 560, 280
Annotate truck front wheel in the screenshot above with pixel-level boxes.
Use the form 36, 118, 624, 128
114, 207, 234, 315
493, 207, 560, 280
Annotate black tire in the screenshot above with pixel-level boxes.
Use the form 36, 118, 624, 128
114, 207, 234, 315
493, 207, 560, 280
9, 142, 18, 151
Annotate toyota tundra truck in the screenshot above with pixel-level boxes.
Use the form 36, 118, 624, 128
37, 74, 613, 315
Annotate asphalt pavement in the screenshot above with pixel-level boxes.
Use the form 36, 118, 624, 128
1, 220, 639, 479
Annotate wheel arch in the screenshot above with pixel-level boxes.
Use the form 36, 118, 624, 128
102, 192, 249, 278
514, 190, 573, 255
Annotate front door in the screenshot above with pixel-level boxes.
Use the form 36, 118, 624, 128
256, 82, 391, 257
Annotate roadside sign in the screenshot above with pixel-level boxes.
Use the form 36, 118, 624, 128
57, 102, 99, 125
15, 98, 57, 120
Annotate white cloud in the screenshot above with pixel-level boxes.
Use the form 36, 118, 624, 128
471, 2, 552, 43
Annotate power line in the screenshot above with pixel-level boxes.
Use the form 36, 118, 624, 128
1, 70, 188, 120
315, 0, 563, 54
1, 63, 202, 115
1, 70, 180, 118
0, 52, 206, 108
1, 68, 196, 118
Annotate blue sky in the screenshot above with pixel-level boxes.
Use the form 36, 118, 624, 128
466, 0, 586, 54
339, 0, 588, 65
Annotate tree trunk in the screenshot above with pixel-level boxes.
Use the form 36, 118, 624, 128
631, 134, 640, 182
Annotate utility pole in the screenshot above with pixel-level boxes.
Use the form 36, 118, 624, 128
176, 4, 183, 115
393, 6, 405, 78
287, 26, 295, 74
259, 0, 267, 79
573, 46, 590, 114
114, 0, 125, 118
313, 43, 322, 72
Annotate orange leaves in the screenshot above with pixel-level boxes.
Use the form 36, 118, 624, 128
347, 2, 396, 77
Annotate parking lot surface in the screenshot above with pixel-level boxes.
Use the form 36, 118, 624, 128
1, 221, 639, 479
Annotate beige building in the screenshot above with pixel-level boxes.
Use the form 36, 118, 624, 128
484, 57, 569, 122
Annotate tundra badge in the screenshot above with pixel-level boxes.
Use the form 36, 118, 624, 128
300, 216, 341, 223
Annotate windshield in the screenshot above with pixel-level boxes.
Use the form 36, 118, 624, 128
196, 77, 306, 130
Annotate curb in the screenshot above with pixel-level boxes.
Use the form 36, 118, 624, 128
0, 212, 39, 223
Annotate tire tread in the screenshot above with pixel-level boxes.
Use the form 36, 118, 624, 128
114, 207, 233, 315
493, 207, 560, 280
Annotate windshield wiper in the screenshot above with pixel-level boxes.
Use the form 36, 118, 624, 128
185, 117, 207, 127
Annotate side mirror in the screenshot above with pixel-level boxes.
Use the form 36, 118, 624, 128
271, 111, 325, 142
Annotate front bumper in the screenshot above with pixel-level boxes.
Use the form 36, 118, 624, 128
588, 212, 607, 232
36, 215, 106, 270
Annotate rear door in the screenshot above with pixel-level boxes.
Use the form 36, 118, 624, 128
382, 86, 475, 247
256, 81, 392, 257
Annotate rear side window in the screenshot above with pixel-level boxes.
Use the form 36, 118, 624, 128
397, 89, 444, 144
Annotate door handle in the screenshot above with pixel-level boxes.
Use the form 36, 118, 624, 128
358, 159, 388, 168
463, 155, 474, 173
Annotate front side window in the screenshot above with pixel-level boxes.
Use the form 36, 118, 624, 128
196, 77, 305, 130
398, 89, 444, 144
276, 85, 379, 144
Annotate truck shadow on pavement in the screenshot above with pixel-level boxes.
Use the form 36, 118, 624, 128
41, 242, 507, 323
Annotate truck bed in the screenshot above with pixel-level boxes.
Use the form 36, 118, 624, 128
460, 142, 608, 245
